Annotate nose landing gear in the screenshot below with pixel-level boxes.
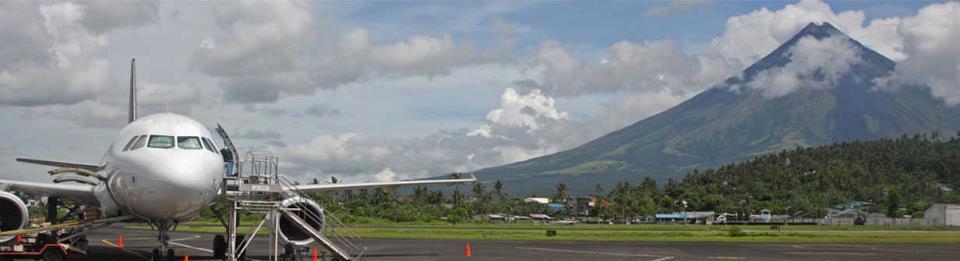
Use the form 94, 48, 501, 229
151, 222, 177, 261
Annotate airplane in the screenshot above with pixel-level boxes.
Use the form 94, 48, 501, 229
0, 59, 477, 261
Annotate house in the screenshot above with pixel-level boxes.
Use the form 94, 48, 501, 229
655, 211, 715, 224
512, 215, 532, 222
571, 197, 597, 216
485, 214, 508, 223
749, 208, 772, 222
529, 214, 553, 221
925, 204, 960, 226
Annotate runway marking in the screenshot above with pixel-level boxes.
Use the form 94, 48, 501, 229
170, 235, 202, 242
785, 251, 877, 256
516, 246, 674, 260
101, 239, 148, 259
169, 241, 213, 254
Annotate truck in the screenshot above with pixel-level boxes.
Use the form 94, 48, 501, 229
0, 227, 88, 261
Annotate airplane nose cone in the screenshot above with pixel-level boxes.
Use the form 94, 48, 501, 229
127, 153, 222, 221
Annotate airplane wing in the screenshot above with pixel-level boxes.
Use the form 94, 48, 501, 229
17, 158, 104, 172
0, 179, 99, 206
288, 175, 478, 193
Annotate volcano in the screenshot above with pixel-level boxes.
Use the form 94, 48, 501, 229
476, 23, 960, 196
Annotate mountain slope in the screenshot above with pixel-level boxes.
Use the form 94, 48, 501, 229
477, 23, 960, 196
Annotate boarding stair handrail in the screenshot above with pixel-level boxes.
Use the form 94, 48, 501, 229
277, 176, 366, 259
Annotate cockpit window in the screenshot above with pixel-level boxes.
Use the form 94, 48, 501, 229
177, 136, 203, 150
201, 137, 217, 153
130, 135, 147, 150
122, 136, 139, 151
147, 135, 175, 149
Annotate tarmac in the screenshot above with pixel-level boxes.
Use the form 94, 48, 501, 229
68, 224, 960, 261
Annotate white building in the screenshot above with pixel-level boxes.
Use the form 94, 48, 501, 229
925, 204, 960, 226
524, 197, 550, 204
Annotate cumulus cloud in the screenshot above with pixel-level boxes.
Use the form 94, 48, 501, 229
0, 0, 163, 117
710, 0, 904, 70
0, 1, 114, 107
895, 1, 960, 105
484, 88, 568, 131
193, 1, 505, 103
275, 88, 585, 182
644, 0, 712, 17
520, 39, 734, 97
373, 168, 397, 182
745, 35, 862, 98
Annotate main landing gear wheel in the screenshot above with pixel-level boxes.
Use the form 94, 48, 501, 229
152, 249, 161, 261
166, 249, 175, 261
41, 248, 65, 261
213, 235, 227, 259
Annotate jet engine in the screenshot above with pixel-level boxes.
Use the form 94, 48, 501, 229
273, 196, 325, 245
0, 191, 29, 243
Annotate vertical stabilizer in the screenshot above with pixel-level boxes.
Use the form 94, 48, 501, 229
129, 58, 137, 123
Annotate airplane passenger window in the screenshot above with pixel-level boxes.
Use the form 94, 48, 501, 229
147, 135, 175, 149
122, 136, 139, 151
201, 138, 217, 153
177, 136, 203, 150
130, 135, 148, 150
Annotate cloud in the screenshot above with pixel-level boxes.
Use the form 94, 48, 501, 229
275, 88, 583, 182
644, 0, 712, 17
373, 167, 397, 182
745, 35, 862, 98
193, 1, 506, 104
895, 1, 960, 105
303, 103, 340, 117
235, 129, 283, 140
484, 88, 568, 131
710, 0, 904, 70
0, 1, 115, 107
23, 100, 127, 128
520, 39, 733, 97
592, 89, 696, 133
78, 1, 159, 33
137, 82, 217, 108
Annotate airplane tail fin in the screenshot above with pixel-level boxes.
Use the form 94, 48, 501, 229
128, 58, 137, 123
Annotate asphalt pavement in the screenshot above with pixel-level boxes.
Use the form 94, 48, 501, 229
64, 224, 960, 261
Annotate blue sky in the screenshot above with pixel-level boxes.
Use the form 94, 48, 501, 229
338, 1, 938, 54
0, 0, 956, 183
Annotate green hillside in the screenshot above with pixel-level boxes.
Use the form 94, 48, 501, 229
672, 133, 960, 217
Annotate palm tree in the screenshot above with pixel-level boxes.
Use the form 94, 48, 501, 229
494, 180, 506, 200
472, 182, 487, 214
555, 182, 568, 202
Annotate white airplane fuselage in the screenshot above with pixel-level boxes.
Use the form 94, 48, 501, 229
94, 113, 223, 222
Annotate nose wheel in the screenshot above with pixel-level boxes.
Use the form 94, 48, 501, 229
151, 248, 175, 261
152, 222, 177, 261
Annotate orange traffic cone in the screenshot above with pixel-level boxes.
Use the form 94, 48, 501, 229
312, 246, 319, 261
465, 241, 472, 257
15, 233, 21, 245
183, 256, 189, 261
118, 234, 124, 249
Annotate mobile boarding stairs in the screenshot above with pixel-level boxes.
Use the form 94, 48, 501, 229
216, 125, 365, 261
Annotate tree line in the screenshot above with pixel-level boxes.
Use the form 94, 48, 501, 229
191, 132, 960, 224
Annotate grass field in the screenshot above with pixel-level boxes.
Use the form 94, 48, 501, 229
128, 222, 960, 244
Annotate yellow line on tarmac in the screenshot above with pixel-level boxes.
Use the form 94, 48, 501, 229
101, 239, 148, 259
